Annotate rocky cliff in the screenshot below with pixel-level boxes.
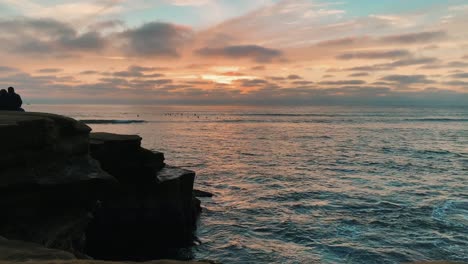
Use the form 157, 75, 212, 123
0, 111, 202, 262
0, 236, 211, 264
86, 132, 201, 260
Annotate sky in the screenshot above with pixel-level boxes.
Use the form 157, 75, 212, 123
0, 0, 467, 105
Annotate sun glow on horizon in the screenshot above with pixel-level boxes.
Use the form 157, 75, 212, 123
0, 0, 466, 105
201, 74, 257, 84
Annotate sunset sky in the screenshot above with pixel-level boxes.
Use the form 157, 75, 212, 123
0, 0, 467, 105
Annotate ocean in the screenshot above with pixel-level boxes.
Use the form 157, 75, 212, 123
28, 105, 468, 264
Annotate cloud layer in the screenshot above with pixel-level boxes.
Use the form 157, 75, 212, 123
195, 45, 283, 63
0, 0, 467, 105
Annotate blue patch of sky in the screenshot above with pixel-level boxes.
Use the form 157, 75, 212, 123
122, 0, 279, 28
324, 0, 467, 17
2, 0, 465, 28
123, 5, 203, 27
122, 0, 467, 28
0, 3, 17, 16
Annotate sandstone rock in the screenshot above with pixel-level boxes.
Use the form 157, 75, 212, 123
0, 237, 213, 264
0, 113, 203, 262
0, 236, 75, 261
0, 261, 212, 264
0, 112, 114, 188
0, 112, 116, 255
90, 132, 165, 183
0, 112, 91, 167
86, 144, 201, 261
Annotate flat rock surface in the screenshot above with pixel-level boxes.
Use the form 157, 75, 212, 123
193, 189, 214, 198
0, 261, 212, 264
90, 132, 142, 145
156, 166, 195, 183
0, 112, 92, 166
89, 132, 165, 184
0, 111, 113, 188
0, 111, 90, 134
0, 236, 75, 261
0, 236, 212, 264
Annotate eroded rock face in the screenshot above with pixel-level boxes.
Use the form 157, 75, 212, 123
86, 133, 201, 261
0, 112, 91, 167
0, 112, 115, 255
0, 112, 202, 262
0, 236, 213, 264
89, 132, 165, 183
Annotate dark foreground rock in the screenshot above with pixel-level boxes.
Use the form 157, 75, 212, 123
0, 112, 115, 256
0, 236, 75, 261
193, 189, 214, 198
89, 132, 165, 183
86, 133, 201, 261
0, 112, 202, 262
0, 236, 211, 264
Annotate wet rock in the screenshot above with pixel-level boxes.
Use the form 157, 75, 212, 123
193, 190, 214, 198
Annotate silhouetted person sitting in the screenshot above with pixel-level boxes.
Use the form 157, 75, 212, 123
0, 89, 7, 110
3, 87, 24, 111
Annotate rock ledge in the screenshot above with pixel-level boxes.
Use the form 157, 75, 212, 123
0, 112, 203, 263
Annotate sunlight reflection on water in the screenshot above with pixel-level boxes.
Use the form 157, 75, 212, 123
29, 105, 468, 264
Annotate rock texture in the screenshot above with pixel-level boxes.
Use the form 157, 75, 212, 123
193, 190, 214, 198
86, 133, 201, 261
0, 112, 115, 256
0, 112, 202, 262
0, 236, 75, 262
89, 133, 165, 183
0, 237, 211, 264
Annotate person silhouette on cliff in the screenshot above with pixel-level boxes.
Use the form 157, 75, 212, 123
5, 87, 24, 111
0, 89, 7, 110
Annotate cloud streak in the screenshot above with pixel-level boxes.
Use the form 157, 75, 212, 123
381, 75, 435, 85
195, 45, 283, 63
380, 31, 447, 44
337, 49, 411, 60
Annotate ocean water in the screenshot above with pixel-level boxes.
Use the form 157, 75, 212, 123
29, 105, 468, 264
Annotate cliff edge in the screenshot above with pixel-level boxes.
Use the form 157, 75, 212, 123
0, 111, 202, 262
